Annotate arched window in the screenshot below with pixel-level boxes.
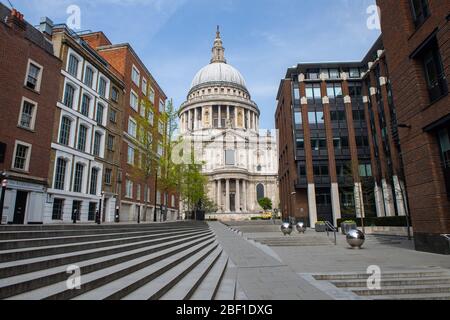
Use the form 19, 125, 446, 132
80, 94, 91, 117
54, 158, 67, 190
59, 116, 72, 146
90, 167, 99, 195
73, 163, 85, 193
63, 83, 75, 108
257, 165, 262, 172
96, 103, 105, 124
256, 184, 265, 201
84, 66, 94, 87
68, 54, 79, 77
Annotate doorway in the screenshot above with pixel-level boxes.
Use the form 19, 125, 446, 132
13, 191, 28, 224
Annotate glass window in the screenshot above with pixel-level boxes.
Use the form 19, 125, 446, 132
77, 125, 88, 152
107, 134, 115, 151
68, 54, 79, 78
80, 94, 90, 117
26, 63, 41, 90
159, 100, 165, 113
84, 67, 94, 87
308, 112, 317, 125
109, 109, 117, 123
128, 118, 137, 138
20, 101, 34, 129
142, 78, 147, 95
59, 116, 72, 146
104, 168, 112, 185
421, 44, 448, 103
316, 112, 325, 124
130, 91, 138, 111
132, 66, 140, 86
93, 132, 102, 156
98, 77, 107, 98
96, 103, 104, 124
64, 84, 75, 108
111, 87, 119, 102
410, 0, 430, 27
88, 202, 97, 221
149, 87, 155, 104
294, 111, 302, 126
296, 138, 304, 149
90, 168, 98, 195
329, 68, 340, 79
13, 144, 29, 170
126, 180, 133, 198
54, 158, 67, 190
73, 163, 84, 193
349, 68, 360, 78
127, 145, 135, 165
294, 87, 300, 100
256, 184, 265, 201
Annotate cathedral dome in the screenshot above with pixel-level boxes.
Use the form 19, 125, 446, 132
190, 62, 247, 90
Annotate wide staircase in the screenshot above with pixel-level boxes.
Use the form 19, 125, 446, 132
0, 222, 237, 300
313, 268, 450, 300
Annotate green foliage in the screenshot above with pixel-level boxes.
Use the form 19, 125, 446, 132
337, 216, 410, 227
258, 198, 273, 211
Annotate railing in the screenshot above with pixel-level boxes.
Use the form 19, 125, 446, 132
324, 221, 338, 246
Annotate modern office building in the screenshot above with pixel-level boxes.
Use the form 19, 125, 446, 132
377, 0, 449, 254
81, 32, 180, 222
276, 37, 408, 228
180, 28, 279, 220
0, 5, 62, 224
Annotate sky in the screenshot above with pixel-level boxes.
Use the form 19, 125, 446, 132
10, 0, 380, 130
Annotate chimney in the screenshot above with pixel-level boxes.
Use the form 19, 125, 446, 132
7, 8, 26, 31
39, 17, 54, 37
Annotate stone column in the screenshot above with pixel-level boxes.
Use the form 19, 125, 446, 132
374, 182, 386, 217
209, 106, 213, 129
194, 108, 198, 130
188, 110, 192, 131
227, 106, 230, 121
236, 179, 241, 212
226, 179, 230, 212
308, 184, 318, 227
235, 108, 238, 128
331, 183, 341, 226
242, 180, 247, 212
246, 110, 250, 129
382, 179, 395, 217
217, 180, 222, 212
393, 175, 407, 216
218, 106, 222, 128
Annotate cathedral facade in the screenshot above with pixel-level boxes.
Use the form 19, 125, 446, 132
179, 28, 279, 220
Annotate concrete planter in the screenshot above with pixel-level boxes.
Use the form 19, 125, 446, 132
315, 223, 327, 232
341, 222, 357, 235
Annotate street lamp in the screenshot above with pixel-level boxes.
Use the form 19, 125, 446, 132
0, 172, 8, 225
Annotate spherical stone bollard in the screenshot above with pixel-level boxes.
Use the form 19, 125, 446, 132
296, 222, 307, 234
346, 229, 366, 249
281, 223, 293, 236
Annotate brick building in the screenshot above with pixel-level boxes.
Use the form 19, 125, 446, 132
377, 0, 449, 254
0, 5, 61, 224
81, 32, 180, 222
41, 22, 125, 224
276, 37, 408, 228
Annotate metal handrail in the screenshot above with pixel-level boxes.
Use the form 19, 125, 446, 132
324, 221, 337, 246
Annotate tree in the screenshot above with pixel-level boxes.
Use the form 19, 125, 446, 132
258, 197, 273, 211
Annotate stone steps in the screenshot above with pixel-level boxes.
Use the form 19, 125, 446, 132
1, 222, 236, 300
313, 269, 450, 300
250, 237, 334, 247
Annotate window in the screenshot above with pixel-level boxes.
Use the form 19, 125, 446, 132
52, 199, 64, 220
68, 54, 79, 78
128, 118, 137, 138
256, 184, 265, 201
137, 184, 141, 201
172, 195, 175, 208
334, 137, 349, 149
293, 86, 300, 100
353, 110, 365, 121
305, 84, 322, 102
77, 125, 88, 152
148, 109, 154, 126
294, 111, 302, 126
127, 145, 135, 165
96, 103, 104, 124
296, 138, 305, 149
359, 164, 373, 177
59, 116, 72, 146
327, 83, 343, 99
225, 150, 235, 166
356, 136, 369, 148
159, 100, 165, 113
104, 168, 112, 185
73, 163, 84, 193
421, 43, 448, 103
142, 78, 148, 95
313, 164, 329, 176
308, 111, 324, 126
54, 158, 67, 190
330, 111, 346, 122
438, 126, 450, 197
90, 168, 99, 195
349, 82, 363, 97
13, 143, 30, 171
109, 109, 117, 123
19, 100, 36, 129
80, 94, 91, 117
149, 87, 155, 104
410, 0, 430, 27
311, 138, 327, 151
84, 66, 94, 88
132, 66, 140, 86
98, 77, 107, 98
93, 132, 102, 157
130, 91, 138, 111
306, 68, 320, 80
107, 134, 115, 151
329, 68, 340, 79
63, 84, 75, 108
158, 143, 164, 157
158, 120, 164, 135
25, 62, 42, 91
349, 68, 361, 78
111, 87, 119, 102
126, 179, 133, 198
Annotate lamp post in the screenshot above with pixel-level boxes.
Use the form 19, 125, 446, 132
0, 172, 8, 225
97, 192, 104, 225
290, 191, 296, 225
